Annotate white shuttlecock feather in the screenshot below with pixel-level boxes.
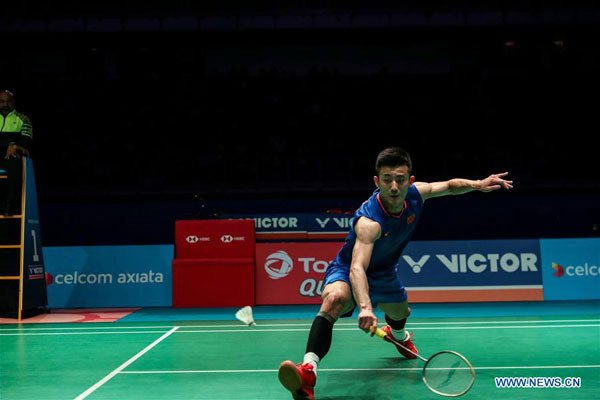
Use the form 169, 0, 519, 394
235, 306, 257, 326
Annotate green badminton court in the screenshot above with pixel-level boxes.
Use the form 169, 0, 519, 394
1, 305, 599, 399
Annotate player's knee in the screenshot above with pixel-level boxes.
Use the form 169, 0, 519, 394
398, 306, 411, 320
385, 314, 407, 330
322, 291, 350, 314
383, 304, 410, 320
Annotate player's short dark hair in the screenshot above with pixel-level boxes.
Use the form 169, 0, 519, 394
375, 147, 412, 176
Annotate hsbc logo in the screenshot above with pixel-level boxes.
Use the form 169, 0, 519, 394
220, 235, 246, 243
187, 236, 199, 243
186, 236, 210, 243
221, 235, 233, 243
402, 253, 538, 274
265, 251, 294, 279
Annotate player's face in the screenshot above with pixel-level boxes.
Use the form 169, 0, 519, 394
374, 165, 415, 206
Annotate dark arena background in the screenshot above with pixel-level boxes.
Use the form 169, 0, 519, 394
1, 2, 599, 400
1, 0, 598, 245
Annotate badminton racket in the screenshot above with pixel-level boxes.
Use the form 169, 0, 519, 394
372, 327, 475, 397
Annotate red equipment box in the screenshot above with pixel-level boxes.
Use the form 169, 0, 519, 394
172, 219, 255, 307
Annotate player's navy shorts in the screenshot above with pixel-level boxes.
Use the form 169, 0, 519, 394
324, 263, 407, 318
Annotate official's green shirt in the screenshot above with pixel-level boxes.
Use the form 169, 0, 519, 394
0, 110, 33, 149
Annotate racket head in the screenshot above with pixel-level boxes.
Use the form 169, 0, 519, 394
422, 350, 475, 397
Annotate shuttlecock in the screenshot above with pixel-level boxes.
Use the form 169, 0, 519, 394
235, 306, 257, 326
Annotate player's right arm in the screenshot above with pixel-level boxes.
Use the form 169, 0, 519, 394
349, 216, 381, 335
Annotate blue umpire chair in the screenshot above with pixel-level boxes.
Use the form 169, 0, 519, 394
0, 157, 47, 319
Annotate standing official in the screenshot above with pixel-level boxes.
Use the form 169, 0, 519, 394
0, 90, 32, 215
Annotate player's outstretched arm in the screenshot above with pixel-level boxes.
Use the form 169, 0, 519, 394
415, 172, 513, 201
349, 217, 380, 335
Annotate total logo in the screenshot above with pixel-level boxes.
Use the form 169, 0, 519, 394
263, 250, 331, 296
264, 251, 331, 280
265, 251, 294, 279
402, 252, 539, 274
552, 262, 598, 277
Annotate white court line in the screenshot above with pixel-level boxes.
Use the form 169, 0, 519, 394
73, 327, 179, 400
0, 325, 179, 331
405, 319, 600, 325
0, 331, 171, 336
1, 319, 599, 331
119, 365, 600, 374
176, 324, 600, 333
3, 324, 599, 336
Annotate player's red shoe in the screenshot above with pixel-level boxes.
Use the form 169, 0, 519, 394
278, 360, 316, 400
381, 325, 418, 359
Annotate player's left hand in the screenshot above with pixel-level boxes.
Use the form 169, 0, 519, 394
477, 172, 513, 192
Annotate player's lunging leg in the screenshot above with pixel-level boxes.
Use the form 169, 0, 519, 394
278, 281, 353, 399
379, 302, 418, 359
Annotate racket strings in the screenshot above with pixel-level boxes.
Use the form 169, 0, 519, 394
423, 351, 475, 397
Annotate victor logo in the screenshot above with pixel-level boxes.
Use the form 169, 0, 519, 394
315, 217, 352, 229
402, 255, 430, 273
402, 253, 538, 273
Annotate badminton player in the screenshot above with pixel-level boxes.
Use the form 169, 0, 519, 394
278, 147, 513, 399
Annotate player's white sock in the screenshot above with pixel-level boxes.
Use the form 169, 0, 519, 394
303, 352, 320, 376
391, 327, 408, 342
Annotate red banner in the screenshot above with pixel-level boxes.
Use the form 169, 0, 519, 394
255, 242, 342, 305
173, 219, 255, 307
175, 219, 255, 259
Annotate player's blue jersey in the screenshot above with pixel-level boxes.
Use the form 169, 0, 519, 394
329, 184, 424, 277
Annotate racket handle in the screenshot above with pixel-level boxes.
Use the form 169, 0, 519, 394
371, 327, 388, 339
